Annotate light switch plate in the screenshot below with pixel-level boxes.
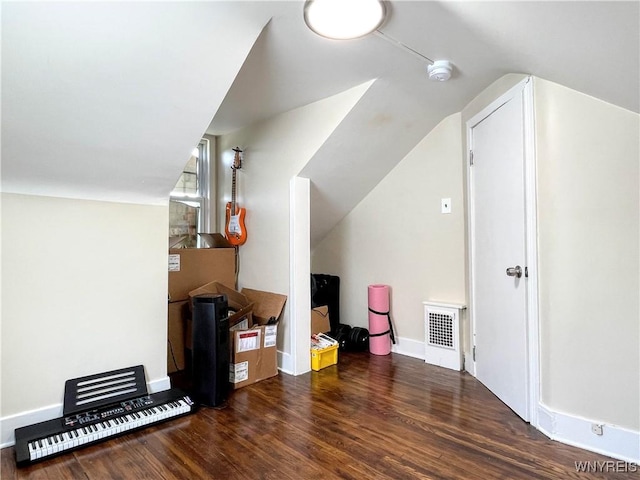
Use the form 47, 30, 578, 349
441, 198, 452, 214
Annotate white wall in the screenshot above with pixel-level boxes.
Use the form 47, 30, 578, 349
534, 78, 640, 431
1, 194, 169, 431
311, 113, 466, 356
216, 82, 372, 364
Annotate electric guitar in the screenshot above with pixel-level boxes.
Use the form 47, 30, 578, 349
225, 147, 247, 246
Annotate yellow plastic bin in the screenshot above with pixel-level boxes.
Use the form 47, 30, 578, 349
311, 333, 338, 371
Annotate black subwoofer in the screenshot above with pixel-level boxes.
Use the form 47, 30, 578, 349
191, 294, 229, 407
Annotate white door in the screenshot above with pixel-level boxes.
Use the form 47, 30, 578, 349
469, 82, 531, 421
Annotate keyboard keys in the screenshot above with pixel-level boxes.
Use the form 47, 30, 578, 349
24, 395, 194, 462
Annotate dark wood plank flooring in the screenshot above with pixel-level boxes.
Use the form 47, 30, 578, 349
2, 352, 637, 479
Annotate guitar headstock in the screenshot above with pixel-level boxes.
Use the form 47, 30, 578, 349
232, 147, 243, 170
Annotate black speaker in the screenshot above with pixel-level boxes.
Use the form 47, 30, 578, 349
191, 294, 229, 407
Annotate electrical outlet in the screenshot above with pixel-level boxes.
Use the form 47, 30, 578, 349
441, 198, 452, 214
591, 423, 604, 436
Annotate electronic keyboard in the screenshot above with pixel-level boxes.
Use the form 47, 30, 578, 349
14, 366, 197, 467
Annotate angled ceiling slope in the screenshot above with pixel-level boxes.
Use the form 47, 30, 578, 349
1, 2, 272, 205
3, 0, 637, 214
208, 1, 638, 248
211, 1, 639, 137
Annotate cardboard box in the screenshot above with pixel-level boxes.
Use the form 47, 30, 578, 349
188, 281, 287, 390
168, 301, 189, 373
188, 281, 254, 328
311, 305, 331, 334
167, 248, 235, 373
168, 248, 236, 302
229, 324, 279, 389
229, 289, 286, 389
230, 288, 286, 389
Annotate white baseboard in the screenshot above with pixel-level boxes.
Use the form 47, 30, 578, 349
281, 338, 425, 374
391, 335, 425, 360
0, 403, 63, 449
537, 404, 640, 464
389, 342, 639, 464
0, 376, 170, 449
277, 350, 295, 376
150, 376, 172, 393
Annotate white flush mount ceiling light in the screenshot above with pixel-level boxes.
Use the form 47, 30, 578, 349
303, 0, 387, 40
427, 60, 453, 82
303, 1, 455, 82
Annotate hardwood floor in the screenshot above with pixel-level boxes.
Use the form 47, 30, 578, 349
2, 352, 637, 479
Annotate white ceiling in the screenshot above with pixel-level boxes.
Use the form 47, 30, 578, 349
1, 2, 275, 204
2, 1, 638, 243
209, 1, 639, 135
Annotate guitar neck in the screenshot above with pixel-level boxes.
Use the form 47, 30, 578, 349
231, 167, 237, 212
230, 147, 242, 215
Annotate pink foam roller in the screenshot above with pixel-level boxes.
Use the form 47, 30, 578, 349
368, 284, 394, 356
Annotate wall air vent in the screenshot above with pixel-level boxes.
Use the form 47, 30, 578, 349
423, 302, 465, 371
428, 311, 455, 348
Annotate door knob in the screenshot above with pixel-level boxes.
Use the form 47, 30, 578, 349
506, 265, 522, 278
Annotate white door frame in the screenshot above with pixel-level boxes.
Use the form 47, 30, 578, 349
465, 76, 540, 427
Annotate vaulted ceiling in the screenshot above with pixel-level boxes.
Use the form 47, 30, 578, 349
2, 2, 638, 243
210, 1, 639, 136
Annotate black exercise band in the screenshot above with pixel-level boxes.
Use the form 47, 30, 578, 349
368, 307, 396, 344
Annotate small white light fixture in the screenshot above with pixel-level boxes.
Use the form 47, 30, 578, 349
303, 0, 387, 40
427, 60, 453, 82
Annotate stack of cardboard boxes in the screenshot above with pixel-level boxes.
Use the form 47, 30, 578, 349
188, 281, 286, 389
167, 247, 236, 373
167, 247, 286, 389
